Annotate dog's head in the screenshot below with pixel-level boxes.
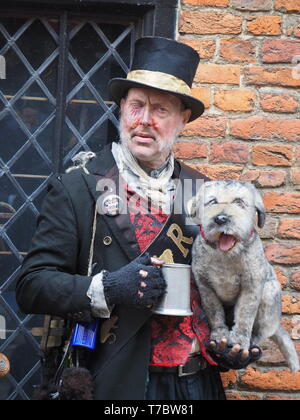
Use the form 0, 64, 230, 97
188, 180, 266, 254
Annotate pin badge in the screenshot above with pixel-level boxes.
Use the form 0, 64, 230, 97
0, 353, 10, 378
101, 194, 124, 216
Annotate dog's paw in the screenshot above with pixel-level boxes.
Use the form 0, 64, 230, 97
228, 329, 251, 349
210, 326, 230, 344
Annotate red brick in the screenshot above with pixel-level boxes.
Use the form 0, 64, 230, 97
230, 116, 300, 142
242, 169, 286, 188
210, 141, 249, 164
282, 296, 300, 314
183, 115, 227, 138
265, 243, 300, 265
275, 268, 288, 288
214, 89, 256, 112
291, 271, 300, 291
245, 66, 300, 88
241, 368, 300, 391
243, 170, 286, 188
252, 144, 293, 167
262, 39, 300, 63
278, 219, 300, 239
259, 338, 300, 365
275, 0, 300, 13
173, 142, 208, 159
182, 0, 229, 5
191, 87, 211, 109
267, 394, 300, 400
226, 392, 262, 400
260, 93, 299, 113
220, 39, 256, 63
292, 169, 300, 187
196, 64, 241, 84
220, 370, 238, 388
192, 164, 243, 180
286, 16, 300, 38
179, 11, 243, 35
247, 16, 282, 36
264, 192, 300, 213
231, 0, 272, 10
180, 38, 216, 59
296, 147, 300, 165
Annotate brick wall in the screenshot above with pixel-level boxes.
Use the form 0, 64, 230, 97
176, 0, 300, 399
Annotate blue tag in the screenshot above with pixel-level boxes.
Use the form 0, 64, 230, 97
71, 320, 100, 350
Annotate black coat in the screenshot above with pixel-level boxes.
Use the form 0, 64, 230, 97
16, 144, 208, 400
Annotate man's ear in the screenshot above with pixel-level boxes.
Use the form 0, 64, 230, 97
182, 108, 192, 125
120, 98, 126, 110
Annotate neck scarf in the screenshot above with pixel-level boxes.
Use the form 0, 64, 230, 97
112, 142, 176, 214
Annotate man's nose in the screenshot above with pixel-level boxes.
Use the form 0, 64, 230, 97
140, 106, 151, 126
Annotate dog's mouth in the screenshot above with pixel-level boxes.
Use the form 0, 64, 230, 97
218, 233, 237, 252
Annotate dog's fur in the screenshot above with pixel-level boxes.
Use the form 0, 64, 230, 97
190, 180, 299, 372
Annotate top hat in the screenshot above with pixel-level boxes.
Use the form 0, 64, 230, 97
109, 37, 205, 122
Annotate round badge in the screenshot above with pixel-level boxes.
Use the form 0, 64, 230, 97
0, 353, 10, 378
101, 194, 123, 217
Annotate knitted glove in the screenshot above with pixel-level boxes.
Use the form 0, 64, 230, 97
102, 253, 166, 309
208, 343, 262, 371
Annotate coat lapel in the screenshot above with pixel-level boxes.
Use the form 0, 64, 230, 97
81, 146, 140, 261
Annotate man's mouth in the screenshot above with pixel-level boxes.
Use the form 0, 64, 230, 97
132, 132, 156, 142
217, 233, 237, 252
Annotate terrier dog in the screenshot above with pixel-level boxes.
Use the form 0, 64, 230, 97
189, 180, 299, 372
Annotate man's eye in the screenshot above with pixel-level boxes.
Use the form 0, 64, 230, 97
205, 199, 218, 206
157, 107, 168, 114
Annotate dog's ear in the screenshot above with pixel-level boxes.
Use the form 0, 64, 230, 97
252, 185, 266, 228
187, 196, 197, 219
187, 186, 205, 225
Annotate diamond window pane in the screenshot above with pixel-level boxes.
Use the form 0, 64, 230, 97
6, 207, 38, 254
0, 17, 27, 36
0, 174, 25, 214
0, 48, 30, 96
13, 83, 55, 134
0, 114, 28, 163
16, 19, 57, 70
69, 22, 108, 74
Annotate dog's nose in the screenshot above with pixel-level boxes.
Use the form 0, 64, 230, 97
214, 214, 229, 225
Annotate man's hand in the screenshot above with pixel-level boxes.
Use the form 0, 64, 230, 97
208, 339, 262, 371
102, 253, 166, 309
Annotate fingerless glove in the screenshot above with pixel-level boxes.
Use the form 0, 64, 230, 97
208, 343, 262, 371
102, 253, 166, 309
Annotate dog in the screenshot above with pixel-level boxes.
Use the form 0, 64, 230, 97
189, 180, 299, 372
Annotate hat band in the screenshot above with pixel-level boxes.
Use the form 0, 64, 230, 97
127, 70, 191, 96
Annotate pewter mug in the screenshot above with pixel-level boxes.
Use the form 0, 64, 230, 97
152, 263, 193, 316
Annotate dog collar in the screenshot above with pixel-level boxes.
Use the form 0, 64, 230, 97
199, 225, 206, 240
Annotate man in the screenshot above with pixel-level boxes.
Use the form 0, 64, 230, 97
16, 37, 258, 400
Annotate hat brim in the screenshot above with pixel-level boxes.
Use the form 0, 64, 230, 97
109, 78, 205, 122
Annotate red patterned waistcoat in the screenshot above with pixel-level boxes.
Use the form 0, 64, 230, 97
127, 187, 216, 367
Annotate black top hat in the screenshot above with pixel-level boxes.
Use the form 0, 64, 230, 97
109, 37, 205, 122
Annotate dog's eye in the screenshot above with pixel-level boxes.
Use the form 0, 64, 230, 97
205, 198, 218, 206
233, 198, 246, 208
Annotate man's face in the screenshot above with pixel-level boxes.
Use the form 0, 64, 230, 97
119, 87, 191, 169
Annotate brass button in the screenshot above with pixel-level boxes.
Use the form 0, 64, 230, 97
103, 236, 112, 246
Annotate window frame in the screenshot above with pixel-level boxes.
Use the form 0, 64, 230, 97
1, 0, 179, 38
